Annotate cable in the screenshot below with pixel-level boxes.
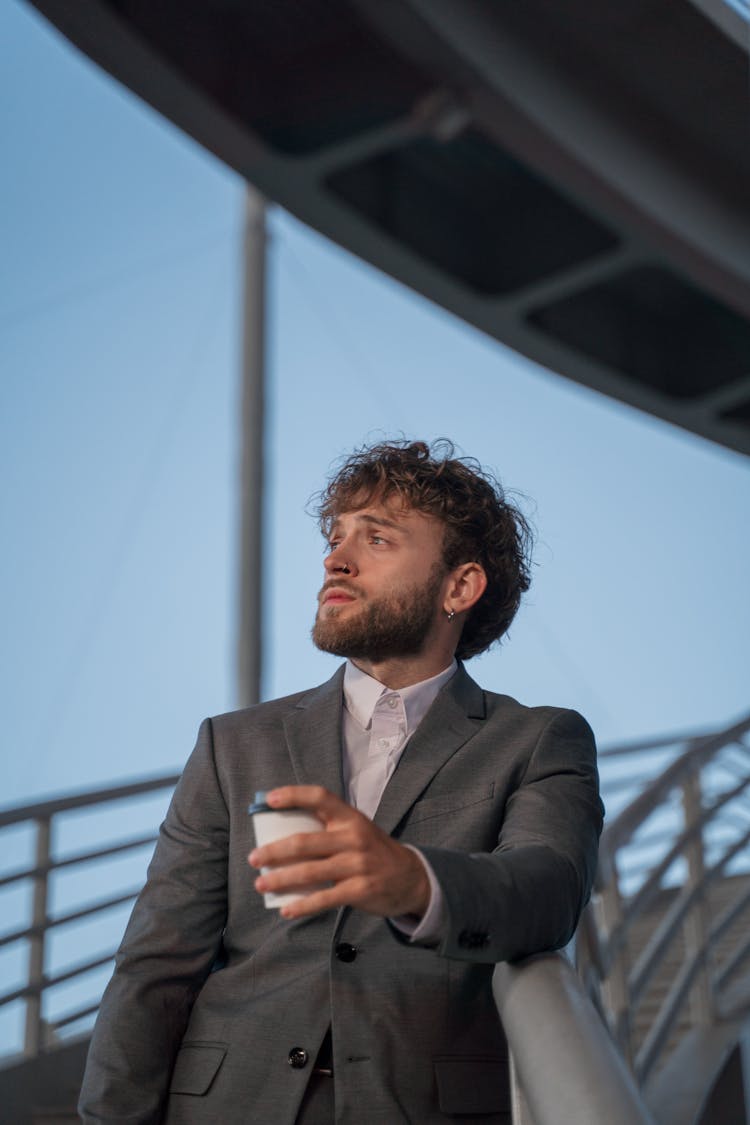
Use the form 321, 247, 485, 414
0, 225, 237, 333
29, 238, 235, 768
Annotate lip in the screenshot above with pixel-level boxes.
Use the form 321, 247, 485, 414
321, 585, 357, 605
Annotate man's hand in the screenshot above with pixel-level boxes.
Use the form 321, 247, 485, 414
248, 785, 430, 921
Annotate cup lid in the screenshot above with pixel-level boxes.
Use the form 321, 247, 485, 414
247, 791, 271, 815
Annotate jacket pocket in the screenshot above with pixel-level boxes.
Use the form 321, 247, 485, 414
434, 1054, 509, 1116
169, 1041, 228, 1096
406, 783, 495, 826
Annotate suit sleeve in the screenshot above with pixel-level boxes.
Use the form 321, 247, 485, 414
79, 718, 229, 1124
419, 708, 604, 964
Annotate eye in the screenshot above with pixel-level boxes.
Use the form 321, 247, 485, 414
369, 534, 387, 545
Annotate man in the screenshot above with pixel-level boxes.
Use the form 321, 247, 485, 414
79, 439, 603, 1124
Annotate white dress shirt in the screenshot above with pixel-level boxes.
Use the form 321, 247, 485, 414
342, 658, 456, 942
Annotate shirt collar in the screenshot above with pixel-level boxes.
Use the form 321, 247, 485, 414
343, 659, 457, 734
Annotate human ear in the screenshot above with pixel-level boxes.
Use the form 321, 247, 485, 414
444, 563, 487, 618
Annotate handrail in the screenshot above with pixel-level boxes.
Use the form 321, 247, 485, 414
716, 933, 750, 999
493, 953, 655, 1124
601, 714, 750, 855
635, 956, 705, 1081
621, 773, 750, 932
597, 728, 716, 758
0, 832, 159, 890
0, 773, 179, 1058
0, 885, 146, 949
578, 706, 750, 1110
3, 711, 750, 1125
0, 772, 180, 828
628, 826, 750, 1007
0, 951, 120, 1009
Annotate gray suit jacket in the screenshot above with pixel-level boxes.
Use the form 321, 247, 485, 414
79, 665, 603, 1124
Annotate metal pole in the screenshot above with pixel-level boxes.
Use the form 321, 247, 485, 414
598, 870, 633, 1065
681, 772, 714, 1024
237, 185, 268, 709
25, 816, 50, 1056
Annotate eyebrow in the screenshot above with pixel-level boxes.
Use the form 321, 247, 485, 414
330, 512, 408, 536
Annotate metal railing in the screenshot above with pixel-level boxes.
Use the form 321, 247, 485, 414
577, 711, 750, 1087
3, 711, 750, 1124
493, 952, 656, 1125
0, 774, 179, 1058
500, 712, 750, 1124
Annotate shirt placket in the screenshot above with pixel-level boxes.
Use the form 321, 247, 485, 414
351, 692, 406, 819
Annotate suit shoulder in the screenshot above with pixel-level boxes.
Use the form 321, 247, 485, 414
479, 686, 595, 743
207, 670, 344, 740
210, 687, 308, 727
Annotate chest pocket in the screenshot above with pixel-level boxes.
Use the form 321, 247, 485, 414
398, 787, 499, 846
407, 783, 494, 828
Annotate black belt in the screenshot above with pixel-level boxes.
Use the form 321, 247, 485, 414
313, 1028, 333, 1076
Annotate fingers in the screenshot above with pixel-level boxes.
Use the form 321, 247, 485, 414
275, 849, 428, 920
247, 785, 430, 919
278, 880, 366, 920
264, 785, 347, 823
249, 817, 369, 901
248, 785, 364, 869
249, 828, 343, 870
254, 851, 365, 899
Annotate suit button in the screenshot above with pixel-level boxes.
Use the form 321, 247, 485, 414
288, 1047, 308, 1069
335, 941, 357, 962
458, 929, 489, 950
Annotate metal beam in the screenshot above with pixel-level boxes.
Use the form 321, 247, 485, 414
237, 186, 268, 709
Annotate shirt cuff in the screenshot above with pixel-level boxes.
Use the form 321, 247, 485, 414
390, 845, 447, 944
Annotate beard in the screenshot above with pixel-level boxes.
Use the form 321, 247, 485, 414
312, 564, 445, 663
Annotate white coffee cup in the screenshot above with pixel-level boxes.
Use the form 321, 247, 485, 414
248, 791, 325, 908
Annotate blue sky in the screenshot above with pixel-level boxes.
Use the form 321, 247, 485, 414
2, 0, 750, 814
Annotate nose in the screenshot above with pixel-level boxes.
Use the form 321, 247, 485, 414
324, 538, 358, 577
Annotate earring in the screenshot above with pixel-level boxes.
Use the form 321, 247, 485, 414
446, 608, 455, 622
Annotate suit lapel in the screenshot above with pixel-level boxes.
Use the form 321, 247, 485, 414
373, 665, 486, 836
281, 664, 486, 828
282, 665, 346, 799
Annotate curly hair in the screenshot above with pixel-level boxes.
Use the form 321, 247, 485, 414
314, 439, 533, 660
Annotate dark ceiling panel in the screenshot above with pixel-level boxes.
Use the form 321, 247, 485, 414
528, 266, 750, 399
719, 399, 750, 427
28, 0, 750, 455
327, 129, 619, 296
476, 0, 750, 211
104, 0, 434, 154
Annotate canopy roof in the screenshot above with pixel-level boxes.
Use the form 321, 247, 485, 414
31, 0, 750, 455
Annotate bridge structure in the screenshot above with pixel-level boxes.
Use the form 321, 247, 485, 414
26, 0, 750, 459
4, 2, 749, 1119
1, 712, 750, 1121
